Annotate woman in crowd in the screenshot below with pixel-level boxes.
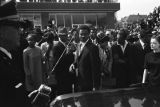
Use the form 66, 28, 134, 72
142, 34, 160, 87
23, 33, 44, 93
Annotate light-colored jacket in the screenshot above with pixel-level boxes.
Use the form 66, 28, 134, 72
23, 46, 44, 92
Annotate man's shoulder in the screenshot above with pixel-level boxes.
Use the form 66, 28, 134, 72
52, 41, 64, 51
41, 42, 48, 47
35, 45, 42, 51
111, 41, 118, 46
23, 47, 31, 53
111, 41, 119, 48
54, 41, 62, 46
53, 41, 59, 45
86, 41, 98, 49
132, 41, 143, 50
133, 40, 141, 45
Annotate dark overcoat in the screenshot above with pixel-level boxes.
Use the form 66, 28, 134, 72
132, 40, 152, 82
52, 41, 74, 95
77, 40, 101, 91
111, 42, 135, 87
0, 50, 24, 107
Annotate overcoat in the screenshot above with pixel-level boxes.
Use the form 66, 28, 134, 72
77, 40, 101, 91
0, 50, 23, 107
23, 46, 44, 92
52, 41, 74, 95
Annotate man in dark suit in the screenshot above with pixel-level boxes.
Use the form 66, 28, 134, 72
51, 27, 74, 96
133, 29, 152, 83
111, 29, 135, 88
75, 25, 101, 92
0, 1, 25, 107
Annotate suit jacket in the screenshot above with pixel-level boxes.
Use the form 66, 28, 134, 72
0, 50, 22, 107
111, 42, 135, 87
77, 39, 101, 91
133, 40, 152, 81
52, 41, 74, 95
52, 41, 74, 76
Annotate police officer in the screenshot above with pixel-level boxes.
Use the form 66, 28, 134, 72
0, 1, 25, 107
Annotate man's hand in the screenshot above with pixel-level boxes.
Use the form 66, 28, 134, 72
69, 63, 75, 73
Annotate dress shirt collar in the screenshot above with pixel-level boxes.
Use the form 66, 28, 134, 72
79, 39, 89, 50
139, 39, 145, 49
117, 40, 128, 53
59, 39, 66, 47
117, 40, 128, 47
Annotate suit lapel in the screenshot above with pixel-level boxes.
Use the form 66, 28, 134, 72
78, 40, 91, 60
0, 50, 12, 66
78, 45, 85, 60
137, 41, 144, 51
117, 44, 123, 55
59, 41, 66, 49
123, 43, 130, 55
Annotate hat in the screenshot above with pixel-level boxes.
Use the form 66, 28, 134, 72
33, 27, 43, 35
97, 31, 105, 39
99, 36, 109, 43
97, 32, 109, 43
0, 0, 19, 21
57, 27, 68, 36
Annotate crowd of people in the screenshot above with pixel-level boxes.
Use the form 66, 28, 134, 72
1, 0, 160, 107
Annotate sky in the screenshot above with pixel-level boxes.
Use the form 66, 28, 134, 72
116, 0, 160, 20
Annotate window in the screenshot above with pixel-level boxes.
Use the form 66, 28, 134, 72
57, 15, 64, 27
85, 15, 97, 26
64, 15, 71, 27
72, 15, 84, 24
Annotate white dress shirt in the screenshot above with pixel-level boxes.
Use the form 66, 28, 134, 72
140, 39, 145, 49
117, 40, 128, 53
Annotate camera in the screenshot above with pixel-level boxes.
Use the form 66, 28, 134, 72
38, 84, 52, 95
28, 84, 52, 107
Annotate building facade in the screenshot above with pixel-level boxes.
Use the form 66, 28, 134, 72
15, 0, 120, 29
